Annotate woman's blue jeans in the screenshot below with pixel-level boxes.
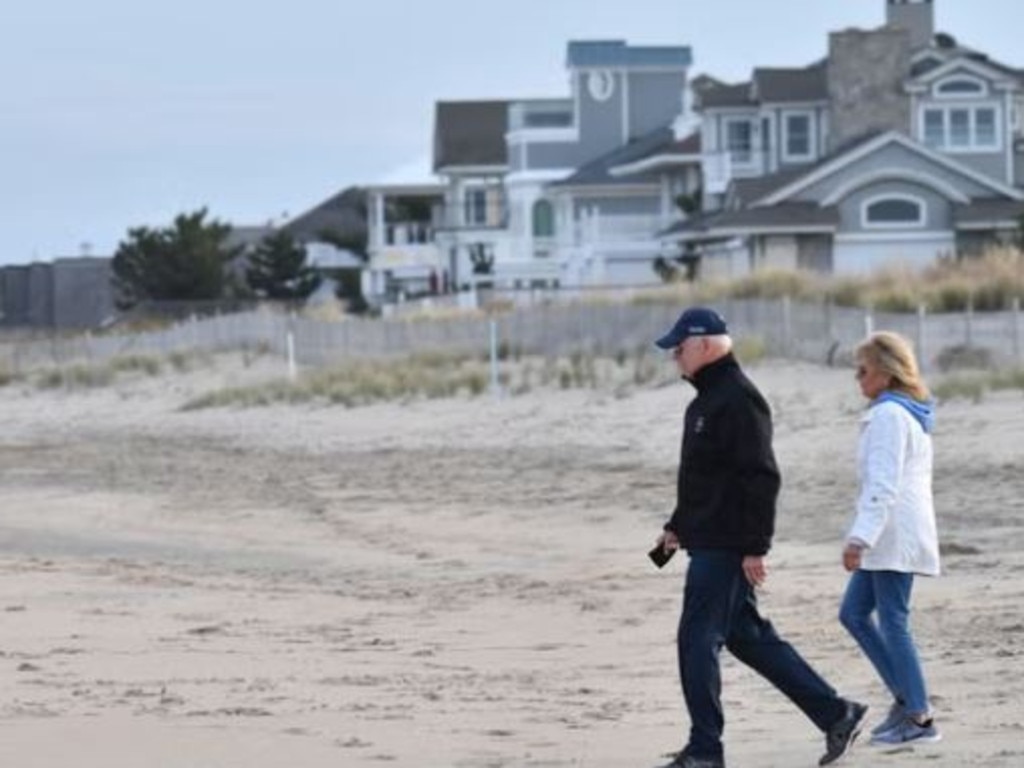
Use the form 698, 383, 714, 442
839, 569, 930, 716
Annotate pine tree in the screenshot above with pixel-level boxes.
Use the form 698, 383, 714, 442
111, 208, 241, 308
245, 231, 322, 300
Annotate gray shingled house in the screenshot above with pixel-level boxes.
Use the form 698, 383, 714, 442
660, 0, 1024, 277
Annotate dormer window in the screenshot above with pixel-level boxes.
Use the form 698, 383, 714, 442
724, 118, 755, 165
782, 111, 815, 162
938, 79, 983, 94
932, 74, 988, 98
861, 194, 926, 229
920, 105, 1000, 151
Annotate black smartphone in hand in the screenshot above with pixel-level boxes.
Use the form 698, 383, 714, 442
648, 544, 676, 568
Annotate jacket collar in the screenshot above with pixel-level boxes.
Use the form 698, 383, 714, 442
690, 353, 739, 393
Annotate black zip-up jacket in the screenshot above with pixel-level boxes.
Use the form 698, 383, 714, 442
664, 353, 780, 556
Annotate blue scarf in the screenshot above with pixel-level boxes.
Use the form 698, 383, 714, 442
874, 391, 935, 434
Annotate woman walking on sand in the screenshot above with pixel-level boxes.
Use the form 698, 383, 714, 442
839, 331, 942, 746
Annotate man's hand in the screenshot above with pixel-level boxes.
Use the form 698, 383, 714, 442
742, 555, 767, 587
842, 541, 864, 572
659, 529, 680, 552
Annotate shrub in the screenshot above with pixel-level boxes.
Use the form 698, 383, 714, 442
932, 375, 986, 403
729, 269, 817, 301
827, 278, 869, 308
935, 344, 993, 372
110, 354, 162, 376
733, 336, 767, 364
928, 281, 972, 313
37, 364, 114, 389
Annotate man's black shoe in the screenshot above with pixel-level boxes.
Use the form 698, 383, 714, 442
819, 701, 868, 766
656, 750, 725, 768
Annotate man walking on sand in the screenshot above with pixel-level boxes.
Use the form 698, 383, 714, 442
650, 307, 867, 768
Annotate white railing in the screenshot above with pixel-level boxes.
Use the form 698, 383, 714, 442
386, 222, 433, 246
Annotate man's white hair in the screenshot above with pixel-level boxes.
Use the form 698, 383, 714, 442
706, 334, 733, 355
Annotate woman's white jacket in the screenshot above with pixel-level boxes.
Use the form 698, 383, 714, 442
847, 400, 941, 576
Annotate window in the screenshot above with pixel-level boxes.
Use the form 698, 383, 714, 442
920, 105, 1001, 151
464, 189, 488, 226
725, 119, 754, 164
975, 108, 997, 146
532, 200, 555, 238
934, 76, 986, 97
862, 195, 926, 229
784, 113, 813, 160
949, 108, 971, 147
923, 110, 944, 148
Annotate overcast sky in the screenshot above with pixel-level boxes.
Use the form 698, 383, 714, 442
2, 0, 1021, 264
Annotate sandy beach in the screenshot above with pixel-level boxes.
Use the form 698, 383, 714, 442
0, 355, 1022, 767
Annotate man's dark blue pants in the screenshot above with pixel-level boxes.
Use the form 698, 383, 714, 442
678, 549, 846, 759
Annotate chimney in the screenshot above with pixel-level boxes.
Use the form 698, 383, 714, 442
886, 0, 935, 49
827, 27, 912, 151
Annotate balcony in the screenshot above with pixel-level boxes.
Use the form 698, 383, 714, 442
435, 201, 509, 231
384, 221, 433, 246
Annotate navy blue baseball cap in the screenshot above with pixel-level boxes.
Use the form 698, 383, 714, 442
655, 307, 729, 349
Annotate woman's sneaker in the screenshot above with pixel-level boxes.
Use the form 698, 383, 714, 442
871, 717, 941, 745
870, 701, 905, 737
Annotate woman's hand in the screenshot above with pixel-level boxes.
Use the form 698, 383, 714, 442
843, 541, 865, 572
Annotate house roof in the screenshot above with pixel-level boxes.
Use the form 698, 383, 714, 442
753, 62, 829, 103
730, 168, 810, 208
433, 100, 510, 171
697, 82, 755, 109
553, 126, 676, 188
698, 62, 827, 110
282, 186, 368, 245
661, 203, 839, 241
754, 131, 1024, 207
306, 243, 366, 269
953, 199, 1024, 228
723, 132, 885, 208
605, 129, 702, 177
691, 73, 726, 92
373, 157, 444, 190
670, 131, 702, 155
566, 40, 692, 69
960, 50, 1024, 83
908, 40, 1024, 88
225, 225, 275, 251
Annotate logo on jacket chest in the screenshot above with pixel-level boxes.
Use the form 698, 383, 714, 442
694, 415, 707, 435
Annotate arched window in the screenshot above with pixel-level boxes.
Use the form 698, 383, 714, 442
934, 75, 986, 97
861, 194, 926, 229
532, 199, 556, 238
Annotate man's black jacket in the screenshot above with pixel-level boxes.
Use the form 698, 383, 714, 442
664, 353, 780, 556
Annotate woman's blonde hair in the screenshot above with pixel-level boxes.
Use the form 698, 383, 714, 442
855, 331, 930, 401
